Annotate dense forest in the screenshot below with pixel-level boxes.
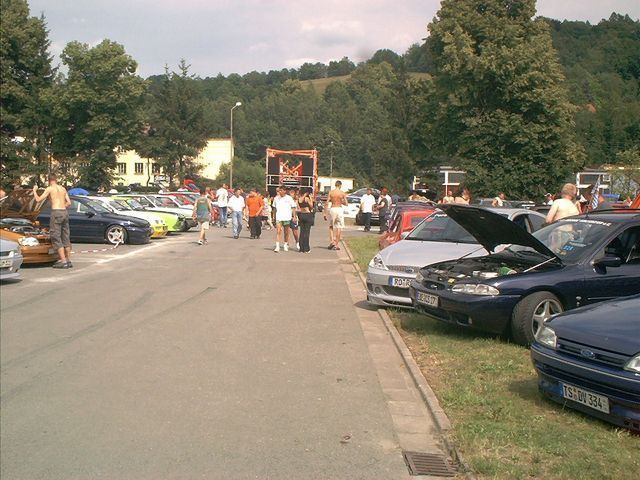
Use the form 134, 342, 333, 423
2, 0, 639, 198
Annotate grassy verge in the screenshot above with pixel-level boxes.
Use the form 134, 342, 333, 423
345, 236, 640, 480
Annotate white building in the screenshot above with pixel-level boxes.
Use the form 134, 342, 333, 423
115, 138, 233, 186
317, 176, 354, 193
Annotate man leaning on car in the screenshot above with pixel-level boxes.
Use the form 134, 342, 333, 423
33, 174, 72, 269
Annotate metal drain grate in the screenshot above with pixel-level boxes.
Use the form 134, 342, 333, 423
402, 451, 457, 477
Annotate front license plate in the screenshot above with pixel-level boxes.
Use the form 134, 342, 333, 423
561, 383, 610, 413
48, 248, 55, 254
416, 291, 438, 307
0, 259, 12, 268
389, 277, 412, 289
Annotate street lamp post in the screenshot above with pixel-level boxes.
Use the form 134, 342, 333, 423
229, 101, 242, 189
329, 141, 334, 193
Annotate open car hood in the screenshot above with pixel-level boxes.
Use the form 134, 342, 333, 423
0, 189, 49, 222
438, 204, 559, 260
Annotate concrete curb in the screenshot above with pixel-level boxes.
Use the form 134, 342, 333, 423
341, 239, 475, 479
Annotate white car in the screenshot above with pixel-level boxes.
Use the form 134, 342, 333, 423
0, 238, 23, 280
367, 208, 546, 308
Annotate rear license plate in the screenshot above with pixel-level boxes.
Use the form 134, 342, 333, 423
416, 291, 438, 307
0, 259, 12, 268
561, 383, 610, 413
389, 277, 412, 289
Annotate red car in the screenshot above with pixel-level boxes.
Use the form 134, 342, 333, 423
379, 207, 435, 250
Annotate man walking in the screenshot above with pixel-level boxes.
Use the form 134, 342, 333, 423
228, 188, 246, 239
246, 188, 265, 239
324, 180, 347, 250
359, 188, 376, 232
216, 183, 229, 227
33, 174, 72, 269
273, 187, 297, 252
192, 187, 213, 245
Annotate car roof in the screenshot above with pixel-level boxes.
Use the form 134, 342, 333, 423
483, 207, 543, 216
576, 210, 640, 223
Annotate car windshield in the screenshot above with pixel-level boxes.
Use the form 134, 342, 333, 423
84, 200, 111, 213
508, 217, 615, 263
406, 212, 477, 244
109, 200, 129, 211
164, 195, 186, 206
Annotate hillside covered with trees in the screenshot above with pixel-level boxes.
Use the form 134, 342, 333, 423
1, 0, 638, 198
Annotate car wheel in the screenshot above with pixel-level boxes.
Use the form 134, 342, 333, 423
180, 221, 190, 232
106, 225, 128, 245
511, 292, 563, 345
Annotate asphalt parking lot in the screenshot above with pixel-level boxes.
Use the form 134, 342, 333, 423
1, 222, 443, 480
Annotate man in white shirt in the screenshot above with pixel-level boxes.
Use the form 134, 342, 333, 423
272, 187, 297, 252
359, 188, 376, 232
227, 189, 246, 239
492, 192, 506, 207
216, 183, 229, 228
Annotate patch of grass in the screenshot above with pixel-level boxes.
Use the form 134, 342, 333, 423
346, 238, 640, 480
345, 235, 379, 273
301, 72, 432, 94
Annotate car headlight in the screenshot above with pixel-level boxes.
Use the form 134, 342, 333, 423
415, 272, 424, 283
624, 354, 640, 374
535, 325, 557, 349
18, 236, 40, 247
451, 283, 499, 296
369, 254, 388, 270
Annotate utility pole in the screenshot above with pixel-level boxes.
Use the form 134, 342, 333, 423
329, 141, 334, 193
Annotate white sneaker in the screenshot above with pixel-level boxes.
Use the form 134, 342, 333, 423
274, 245, 280, 253
283, 244, 289, 252
296, 243, 300, 251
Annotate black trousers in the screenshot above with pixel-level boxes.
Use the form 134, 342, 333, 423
298, 212, 314, 252
379, 210, 388, 233
362, 212, 372, 230
249, 216, 262, 238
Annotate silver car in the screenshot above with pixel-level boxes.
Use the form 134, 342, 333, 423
367, 208, 546, 307
0, 238, 24, 281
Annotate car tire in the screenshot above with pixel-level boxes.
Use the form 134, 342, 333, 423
180, 221, 190, 232
105, 225, 128, 245
511, 291, 563, 345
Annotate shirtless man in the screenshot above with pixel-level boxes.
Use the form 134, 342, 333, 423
33, 174, 72, 268
546, 183, 580, 224
324, 180, 347, 250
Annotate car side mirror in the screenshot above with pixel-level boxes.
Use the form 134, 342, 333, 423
85, 211, 95, 218
594, 256, 623, 268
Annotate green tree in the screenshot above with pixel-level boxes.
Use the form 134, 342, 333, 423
214, 158, 264, 190
425, 0, 584, 198
0, 0, 55, 186
327, 57, 356, 77
139, 60, 208, 186
51, 40, 146, 189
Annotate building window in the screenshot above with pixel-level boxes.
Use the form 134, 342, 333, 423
117, 163, 127, 174
151, 163, 161, 174
134, 162, 144, 175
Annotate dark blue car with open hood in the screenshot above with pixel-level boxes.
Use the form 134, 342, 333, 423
531, 295, 640, 431
409, 206, 640, 345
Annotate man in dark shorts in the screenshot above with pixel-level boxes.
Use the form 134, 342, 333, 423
33, 174, 72, 268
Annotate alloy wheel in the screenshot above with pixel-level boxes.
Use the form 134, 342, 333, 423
531, 298, 563, 337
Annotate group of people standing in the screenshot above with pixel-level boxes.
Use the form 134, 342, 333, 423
192, 184, 317, 253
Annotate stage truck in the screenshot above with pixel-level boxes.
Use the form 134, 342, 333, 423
265, 148, 318, 196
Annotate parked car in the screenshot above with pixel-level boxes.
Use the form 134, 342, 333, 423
410, 206, 640, 345
38, 196, 153, 245
118, 194, 195, 230
379, 207, 436, 250
368, 207, 545, 308
88, 196, 168, 238
532, 295, 640, 432
0, 189, 58, 264
114, 197, 186, 232
0, 238, 23, 280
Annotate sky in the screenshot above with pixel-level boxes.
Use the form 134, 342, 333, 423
28, 0, 640, 78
